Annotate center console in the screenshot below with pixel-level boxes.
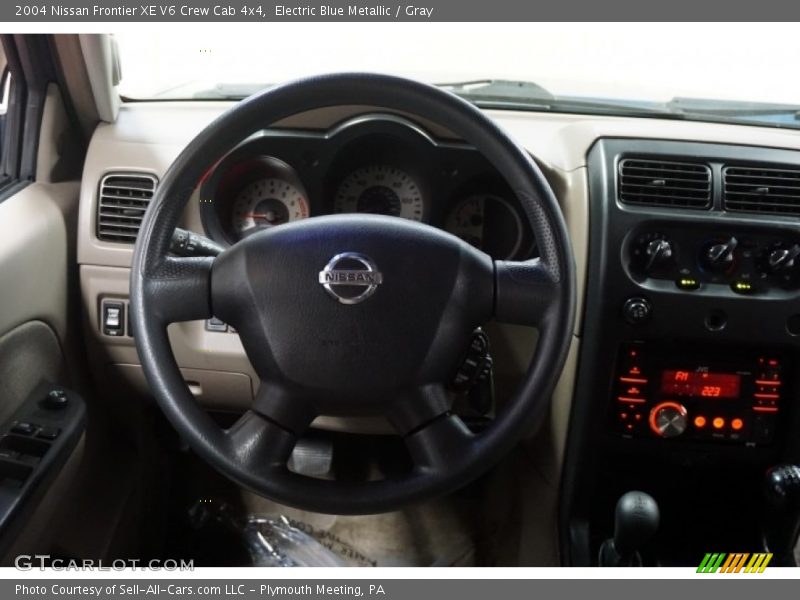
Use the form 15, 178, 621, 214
611, 343, 783, 445
562, 139, 800, 566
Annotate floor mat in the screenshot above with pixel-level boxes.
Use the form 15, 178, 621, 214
240, 493, 479, 567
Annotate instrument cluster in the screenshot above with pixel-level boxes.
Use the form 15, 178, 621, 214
199, 115, 537, 261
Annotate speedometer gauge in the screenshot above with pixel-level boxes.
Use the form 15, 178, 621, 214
334, 165, 424, 221
231, 178, 309, 238
445, 194, 528, 260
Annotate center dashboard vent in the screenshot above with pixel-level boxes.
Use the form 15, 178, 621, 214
618, 158, 712, 209
723, 165, 800, 215
96, 173, 158, 243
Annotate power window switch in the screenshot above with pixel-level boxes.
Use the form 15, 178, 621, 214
0, 449, 18, 461
16, 454, 40, 466
11, 422, 36, 436
36, 428, 61, 441
102, 301, 125, 336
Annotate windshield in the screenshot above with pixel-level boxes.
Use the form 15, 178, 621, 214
116, 23, 800, 129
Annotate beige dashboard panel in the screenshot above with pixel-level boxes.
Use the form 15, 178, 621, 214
77, 100, 800, 417
79, 264, 257, 410
106, 364, 253, 410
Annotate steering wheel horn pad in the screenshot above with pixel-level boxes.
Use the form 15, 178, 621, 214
211, 214, 494, 411
130, 73, 575, 514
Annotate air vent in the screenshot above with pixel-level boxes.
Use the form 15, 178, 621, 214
618, 158, 712, 209
96, 173, 157, 243
723, 165, 800, 215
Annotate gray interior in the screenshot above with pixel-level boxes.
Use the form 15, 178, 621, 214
0, 33, 798, 567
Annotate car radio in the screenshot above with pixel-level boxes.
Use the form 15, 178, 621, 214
611, 343, 783, 445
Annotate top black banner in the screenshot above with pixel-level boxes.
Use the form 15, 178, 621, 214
4, 0, 800, 21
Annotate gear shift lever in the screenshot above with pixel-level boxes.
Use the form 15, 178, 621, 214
763, 465, 800, 566
599, 491, 660, 566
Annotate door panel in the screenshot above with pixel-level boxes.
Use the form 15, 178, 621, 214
0, 181, 84, 557
0, 321, 66, 424
0, 182, 75, 344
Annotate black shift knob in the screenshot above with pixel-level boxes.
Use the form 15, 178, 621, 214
765, 464, 800, 507
763, 465, 800, 565
614, 491, 660, 558
599, 491, 660, 566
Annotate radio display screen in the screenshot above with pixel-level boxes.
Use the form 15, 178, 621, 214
660, 370, 741, 398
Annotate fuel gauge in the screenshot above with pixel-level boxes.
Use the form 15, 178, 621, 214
445, 193, 530, 260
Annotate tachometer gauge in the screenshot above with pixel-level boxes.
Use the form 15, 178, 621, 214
446, 194, 528, 260
334, 165, 424, 221
231, 178, 309, 238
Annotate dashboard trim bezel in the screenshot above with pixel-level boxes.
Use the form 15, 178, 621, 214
197, 112, 537, 259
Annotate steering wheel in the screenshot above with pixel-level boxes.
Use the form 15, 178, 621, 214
130, 73, 575, 515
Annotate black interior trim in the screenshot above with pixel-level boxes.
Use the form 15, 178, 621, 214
0, 36, 26, 192
560, 138, 800, 566
13, 34, 56, 183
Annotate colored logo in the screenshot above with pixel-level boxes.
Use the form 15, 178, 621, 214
697, 552, 772, 573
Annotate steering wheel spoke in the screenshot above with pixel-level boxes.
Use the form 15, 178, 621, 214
405, 414, 476, 473
386, 384, 476, 473
225, 410, 298, 476
142, 256, 214, 324
251, 378, 319, 435
494, 257, 561, 327
386, 384, 452, 435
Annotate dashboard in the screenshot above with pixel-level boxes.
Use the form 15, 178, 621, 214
198, 115, 537, 261
75, 100, 800, 567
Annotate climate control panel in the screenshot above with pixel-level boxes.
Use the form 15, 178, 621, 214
611, 343, 783, 445
627, 227, 800, 294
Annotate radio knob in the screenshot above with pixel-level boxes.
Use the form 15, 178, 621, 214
649, 402, 688, 438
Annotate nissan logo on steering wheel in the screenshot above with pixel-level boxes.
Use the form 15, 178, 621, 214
318, 252, 384, 305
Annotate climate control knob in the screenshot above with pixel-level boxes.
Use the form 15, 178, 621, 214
702, 236, 738, 273
763, 243, 800, 281
630, 232, 674, 275
644, 238, 674, 273
648, 402, 688, 438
